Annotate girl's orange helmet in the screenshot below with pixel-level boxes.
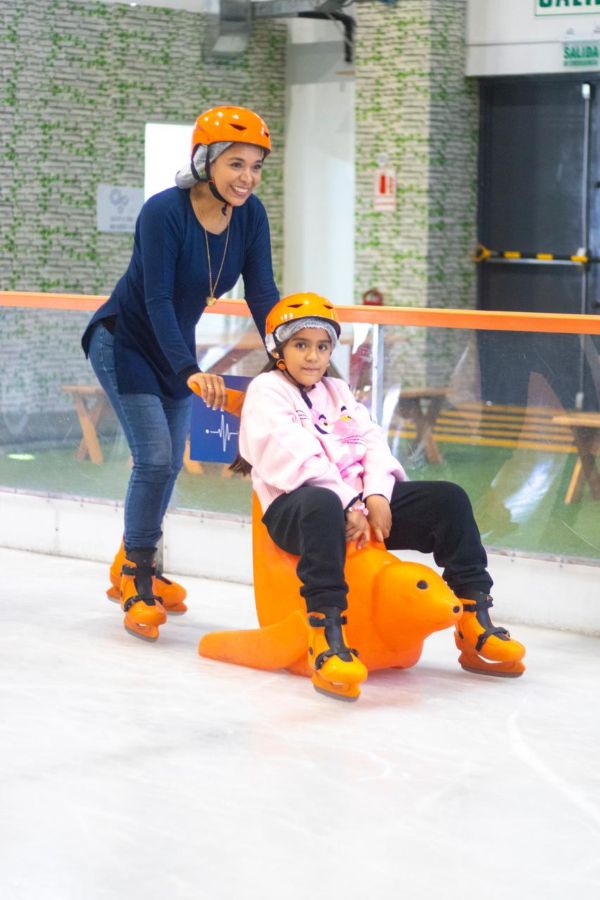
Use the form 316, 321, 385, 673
191, 106, 271, 154
265, 293, 341, 354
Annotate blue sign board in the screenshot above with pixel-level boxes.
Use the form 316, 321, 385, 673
189, 374, 251, 463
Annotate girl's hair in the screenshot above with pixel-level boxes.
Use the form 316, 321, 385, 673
229, 455, 253, 476
229, 356, 276, 476
228, 353, 343, 477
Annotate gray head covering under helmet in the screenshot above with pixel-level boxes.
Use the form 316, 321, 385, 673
265, 317, 339, 355
175, 141, 232, 189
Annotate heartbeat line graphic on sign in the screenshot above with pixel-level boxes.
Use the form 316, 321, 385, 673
205, 415, 239, 454
189, 374, 250, 463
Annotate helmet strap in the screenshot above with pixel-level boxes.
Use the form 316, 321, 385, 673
190, 145, 202, 182
205, 158, 229, 216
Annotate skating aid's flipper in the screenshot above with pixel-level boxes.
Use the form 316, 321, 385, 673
198, 610, 308, 670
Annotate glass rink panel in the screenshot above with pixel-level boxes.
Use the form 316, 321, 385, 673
1, 305, 600, 562
372, 323, 600, 564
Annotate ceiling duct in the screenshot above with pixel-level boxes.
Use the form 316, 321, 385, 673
204, 0, 364, 62
253, 0, 347, 15
204, 0, 252, 58
255, 0, 355, 63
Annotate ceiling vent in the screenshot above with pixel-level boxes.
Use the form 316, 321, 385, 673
204, 0, 252, 58
253, 0, 348, 15
205, 0, 357, 59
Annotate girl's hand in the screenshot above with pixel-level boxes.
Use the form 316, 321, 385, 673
365, 494, 392, 543
187, 372, 227, 409
345, 508, 370, 550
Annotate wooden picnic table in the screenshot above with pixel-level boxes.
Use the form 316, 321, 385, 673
552, 411, 600, 503
62, 385, 109, 465
396, 387, 449, 465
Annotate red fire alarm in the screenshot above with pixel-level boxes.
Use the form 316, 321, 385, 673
373, 168, 396, 211
362, 288, 384, 306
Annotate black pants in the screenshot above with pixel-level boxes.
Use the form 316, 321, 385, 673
262, 481, 493, 613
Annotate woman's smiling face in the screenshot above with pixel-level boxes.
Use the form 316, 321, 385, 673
210, 143, 264, 206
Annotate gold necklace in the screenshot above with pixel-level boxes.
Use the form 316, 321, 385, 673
203, 222, 230, 307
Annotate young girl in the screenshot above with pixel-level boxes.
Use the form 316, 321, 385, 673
238, 292, 526, 700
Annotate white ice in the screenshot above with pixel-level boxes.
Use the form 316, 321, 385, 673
1, 547, 599, 900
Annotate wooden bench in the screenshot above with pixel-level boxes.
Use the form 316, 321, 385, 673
552, 412, 600, 503
432, 403, 577, 453
63, 385, 208, 475
62, 385, 109, 464
395, 401, 578, 456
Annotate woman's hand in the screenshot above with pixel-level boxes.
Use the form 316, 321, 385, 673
345, 508, 370, 550
365, 494, 392, 543
187, 372, 227, 409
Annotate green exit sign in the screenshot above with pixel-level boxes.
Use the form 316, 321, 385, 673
563, 40, 600, 64
537, 0, 600, 15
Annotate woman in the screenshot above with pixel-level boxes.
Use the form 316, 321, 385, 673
83, 106, 279, 642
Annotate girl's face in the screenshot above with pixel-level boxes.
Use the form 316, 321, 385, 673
281, 327, 334, 388
210, 143, 264, 206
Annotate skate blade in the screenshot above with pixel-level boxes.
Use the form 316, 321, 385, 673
124, 620, 160, 642
459, 654, 525, 678
455, 632, 525, 672
312, 673, 361, 702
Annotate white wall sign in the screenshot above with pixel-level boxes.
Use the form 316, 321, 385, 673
373, 168, 396, 212
467, 0, 600, 75
536, 0, 600, 16
96, 185, 144, 233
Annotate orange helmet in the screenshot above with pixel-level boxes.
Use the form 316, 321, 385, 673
191, 106, 271, 154
265, 293, 340, 355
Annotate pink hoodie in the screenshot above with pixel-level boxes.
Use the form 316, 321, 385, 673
239, 371, 407, 514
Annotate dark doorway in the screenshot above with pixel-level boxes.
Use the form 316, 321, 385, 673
477, 76, 600, 410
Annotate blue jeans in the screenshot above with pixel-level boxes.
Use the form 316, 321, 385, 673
88, 324, 191, 550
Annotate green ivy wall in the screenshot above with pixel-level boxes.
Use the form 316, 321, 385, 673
1, 0, 285, 293
0, 0, 285, 437
1, 1, 479, 435
354, 0, 479, 387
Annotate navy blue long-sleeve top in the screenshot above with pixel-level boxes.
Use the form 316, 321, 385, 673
82, 187, 279, 399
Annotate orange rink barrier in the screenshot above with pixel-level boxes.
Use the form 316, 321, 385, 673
3, 291, 600, 334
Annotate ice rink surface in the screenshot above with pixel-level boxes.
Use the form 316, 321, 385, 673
1, 547, 599, 900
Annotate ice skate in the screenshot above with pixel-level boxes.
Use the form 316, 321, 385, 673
107, 540, 187, 614
308, 608, 368, 701
120, 549, 167, 642
455, 591, 525, 678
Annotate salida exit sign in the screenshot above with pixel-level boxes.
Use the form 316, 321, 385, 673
563, 40, 600, 64
536, 0, 600, 15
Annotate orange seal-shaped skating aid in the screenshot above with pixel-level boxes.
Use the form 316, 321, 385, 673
199, 494, 463, 682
